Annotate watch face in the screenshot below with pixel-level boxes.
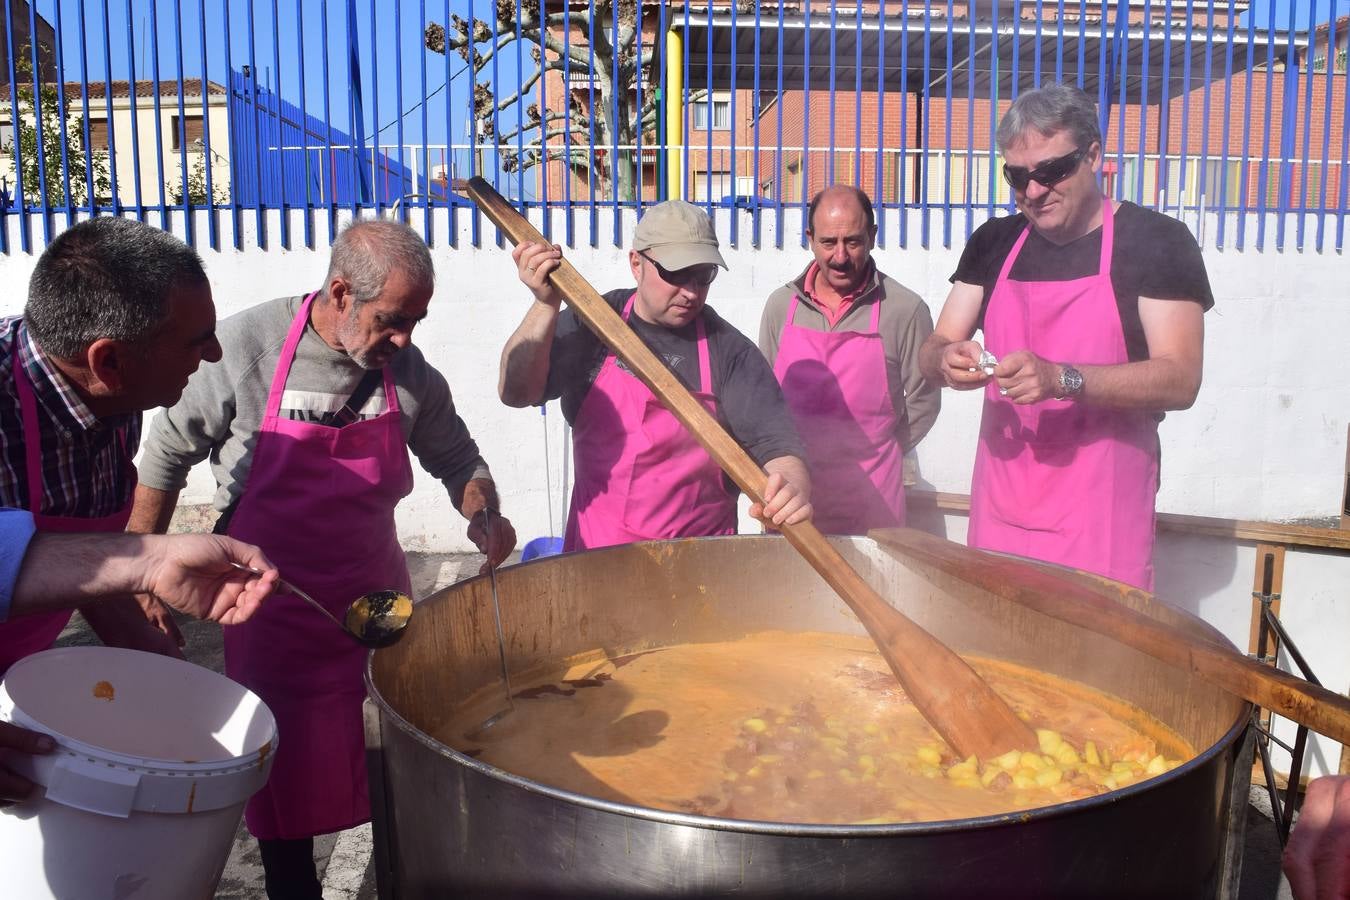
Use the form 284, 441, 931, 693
1061, 367, 1084, 395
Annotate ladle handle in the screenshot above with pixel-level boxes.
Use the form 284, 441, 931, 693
228, 562, 348, 632
478, 509, 516, 711
458, 176, 1037, 760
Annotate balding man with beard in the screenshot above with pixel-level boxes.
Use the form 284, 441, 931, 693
759, 185, 940, 536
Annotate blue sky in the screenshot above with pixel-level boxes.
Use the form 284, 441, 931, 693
1240, 0, 1350, 30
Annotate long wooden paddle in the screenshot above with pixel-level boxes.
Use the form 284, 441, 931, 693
459, 177, 1036, 760
872, 527, 1350, 745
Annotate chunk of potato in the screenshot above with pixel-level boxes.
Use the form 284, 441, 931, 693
1020, 752, 1047, 771
1035, 767, 1063, 788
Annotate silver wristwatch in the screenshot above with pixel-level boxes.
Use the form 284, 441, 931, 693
1057, 365, 1084, 399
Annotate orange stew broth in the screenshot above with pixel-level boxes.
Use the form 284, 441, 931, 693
442, 631, 1193, 824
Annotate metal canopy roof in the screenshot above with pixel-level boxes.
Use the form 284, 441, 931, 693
678, 8, 1307, 102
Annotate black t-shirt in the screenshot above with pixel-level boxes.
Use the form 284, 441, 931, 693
950, 202, 1215, 362
543, 289, 806, 467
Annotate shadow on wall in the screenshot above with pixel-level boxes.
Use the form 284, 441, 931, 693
1152, 532, 1240, 627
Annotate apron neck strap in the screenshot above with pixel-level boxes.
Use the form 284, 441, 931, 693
12, 330, 131, 514
1098, 198, 1115, 276
268, 291, 322, 418
694, 312, 712, 395
997, 226, 1033, 285
13, 333, 45, 514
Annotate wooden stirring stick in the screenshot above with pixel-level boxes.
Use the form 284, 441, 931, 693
458, 177, 1036, 760
872, 527, 1350, 745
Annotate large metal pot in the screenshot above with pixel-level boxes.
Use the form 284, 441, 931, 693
365, 534, 1252, 899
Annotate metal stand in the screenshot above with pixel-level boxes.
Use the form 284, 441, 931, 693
1250, 547, 1322, 844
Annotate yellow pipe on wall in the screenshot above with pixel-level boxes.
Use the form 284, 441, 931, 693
666, 28, 684, 201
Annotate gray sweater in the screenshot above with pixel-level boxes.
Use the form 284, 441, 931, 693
138, 295, 492, 515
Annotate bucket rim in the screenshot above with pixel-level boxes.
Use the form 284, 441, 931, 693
0, 646, 276, 775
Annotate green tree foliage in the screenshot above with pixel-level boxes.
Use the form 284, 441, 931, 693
3, 46, 111, 207
165, 153, 228, 206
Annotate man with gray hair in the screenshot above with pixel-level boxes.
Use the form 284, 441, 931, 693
0, 215, 220, 673
131, 218, 516, 899
919, 82, 1213, 591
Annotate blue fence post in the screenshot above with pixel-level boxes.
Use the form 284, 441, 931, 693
1277, 37, 1300, 250
54, 0, 76, 227
199, 0, 220, 250
26, 1, 50, 243
297, 0, 315, 249
119, 0, 144, 221
174, 0, 194, 248
150, 0, 170, 230
1, 0, 24, 252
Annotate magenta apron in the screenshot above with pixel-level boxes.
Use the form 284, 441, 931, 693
773, 295, 905, 535
968, 201, 1159, 590
563, 294, 736, 552
0, 338, 135, 674
222, 291, 413, 840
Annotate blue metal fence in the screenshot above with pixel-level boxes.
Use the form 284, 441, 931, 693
0, 0, 1345, 252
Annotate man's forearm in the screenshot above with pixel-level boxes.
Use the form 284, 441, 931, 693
1074, 357, 1202, 411
128, 484, 182, 535
77, 485, 182, 627
499, 303, 560, 407
13, 533, 165, 617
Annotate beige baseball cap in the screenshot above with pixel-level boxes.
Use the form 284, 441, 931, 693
631, 200, 728, 271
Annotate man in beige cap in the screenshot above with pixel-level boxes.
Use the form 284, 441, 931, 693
501, 200, 812, 551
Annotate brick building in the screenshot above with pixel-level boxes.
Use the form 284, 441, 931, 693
530, 1, 1343, 213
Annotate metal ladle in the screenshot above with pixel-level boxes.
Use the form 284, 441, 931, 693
465, 508, 515, 740
228, 562, 412, 648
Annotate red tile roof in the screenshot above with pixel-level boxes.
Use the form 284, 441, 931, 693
0, 78, 226, 100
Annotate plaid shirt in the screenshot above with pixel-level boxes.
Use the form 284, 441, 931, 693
0, 316, 140, 518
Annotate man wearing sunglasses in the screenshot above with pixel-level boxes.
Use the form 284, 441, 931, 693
918, 82, 1213, 591
501, 200, 812, 551
759, 185, 940, 536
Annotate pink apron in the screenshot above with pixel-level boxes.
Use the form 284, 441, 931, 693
222, 291, 413, 841
773, 295, 905, 535
0, 338, 134, 674
563, 294, 736, 552
968, 201, 1159, 590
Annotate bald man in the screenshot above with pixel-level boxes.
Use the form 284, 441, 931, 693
759, 185, 940, 535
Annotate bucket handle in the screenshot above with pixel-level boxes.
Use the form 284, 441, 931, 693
44, 757, 141, 818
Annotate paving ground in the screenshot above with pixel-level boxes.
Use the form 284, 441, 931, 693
54, 550, 1297, 899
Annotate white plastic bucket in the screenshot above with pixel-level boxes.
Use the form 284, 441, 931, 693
0, 646, 276, 900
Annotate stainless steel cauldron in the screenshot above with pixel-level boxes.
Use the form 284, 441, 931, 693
365, 534, 1252, 899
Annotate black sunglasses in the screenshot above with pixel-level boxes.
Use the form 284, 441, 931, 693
639, 251, 719, 287
1002, 146, 1089, 192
